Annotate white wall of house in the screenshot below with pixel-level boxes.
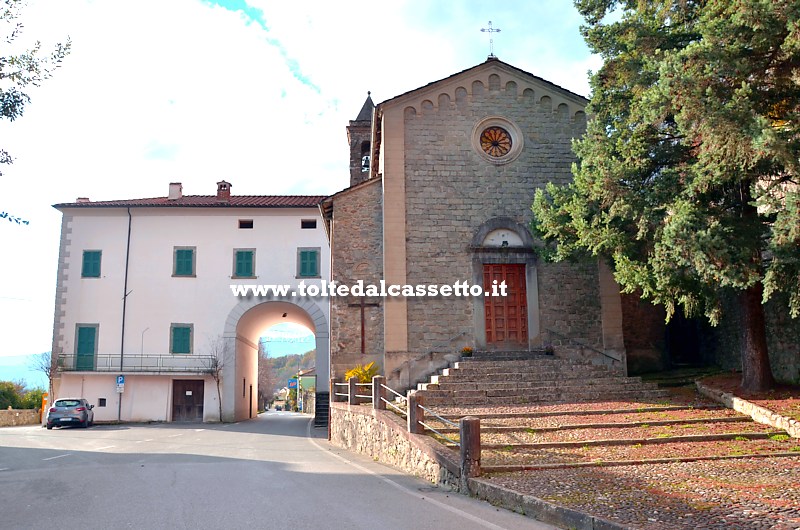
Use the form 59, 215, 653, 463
53, 203, 330, 422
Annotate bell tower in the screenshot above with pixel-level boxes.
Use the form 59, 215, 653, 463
347, 92, 374, 187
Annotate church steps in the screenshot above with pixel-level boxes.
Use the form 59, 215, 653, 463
421, 389, 671, 406
454, 358, 597, 370
420, 381, 662, 397
417, 355, 667, 407
437, 367, 614, 381
420, 377, 656, 392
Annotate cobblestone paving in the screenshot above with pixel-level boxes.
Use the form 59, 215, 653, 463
429, 384, 800, 528
485, 457, 800, 529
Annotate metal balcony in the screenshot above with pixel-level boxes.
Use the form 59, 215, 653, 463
57, 353, 217, 374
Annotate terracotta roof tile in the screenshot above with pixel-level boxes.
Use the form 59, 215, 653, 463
54, 195, 326, 209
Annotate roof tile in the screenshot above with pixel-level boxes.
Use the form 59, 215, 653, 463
54, 195, 326, 209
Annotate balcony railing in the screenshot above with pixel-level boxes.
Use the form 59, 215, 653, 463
57, 353, 216, 373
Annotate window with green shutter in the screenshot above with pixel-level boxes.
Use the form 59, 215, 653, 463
234, 250, 254, 277
171, 325, 192, 354
82, 250, 102, 278
298, 249, 319, 278
174, 248, 195, 276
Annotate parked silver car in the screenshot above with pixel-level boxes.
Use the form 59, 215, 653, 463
46, 398, 94, 429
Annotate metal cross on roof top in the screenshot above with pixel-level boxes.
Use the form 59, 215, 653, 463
480, 21, 501, 58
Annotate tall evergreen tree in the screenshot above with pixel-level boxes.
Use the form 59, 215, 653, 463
532, 0, 800, 391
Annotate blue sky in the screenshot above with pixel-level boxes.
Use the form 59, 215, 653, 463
0, 0, 598, 370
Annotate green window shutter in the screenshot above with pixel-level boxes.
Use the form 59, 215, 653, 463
235, 251, 253, 277
172, 327, 191, 354
82, 251, 101, 278
300, 250, 318, 277
76, 326, 96, 354
175, 249, 193, 276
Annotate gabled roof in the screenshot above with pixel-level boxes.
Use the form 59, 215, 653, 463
380, 57, 589, 107
53, 195, 326, 209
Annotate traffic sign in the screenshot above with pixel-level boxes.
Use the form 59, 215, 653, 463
117, 375, 125, 385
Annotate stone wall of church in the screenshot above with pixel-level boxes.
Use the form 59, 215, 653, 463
621, 292, 668, 374
400, 80, 602, 355
713, 291, 800, 384
329, 180, 385, 379
537, 260, 604, 351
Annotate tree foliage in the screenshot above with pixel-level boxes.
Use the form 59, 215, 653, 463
1, 0, 70, 175
531, 0, 799, 391
0, 380, 43, 409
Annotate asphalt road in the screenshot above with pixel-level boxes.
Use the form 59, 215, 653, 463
0, 411, 556, 530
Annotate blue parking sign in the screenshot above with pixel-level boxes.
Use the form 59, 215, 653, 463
117, 375, 125, 385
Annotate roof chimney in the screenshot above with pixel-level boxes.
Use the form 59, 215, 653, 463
168, 182, 183, 200
216, 180, 231, 203
75, 197, 91, 203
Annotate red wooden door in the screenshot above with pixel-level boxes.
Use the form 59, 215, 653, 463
483, 264, 528, 348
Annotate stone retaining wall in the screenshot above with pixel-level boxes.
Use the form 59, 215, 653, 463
329, 401, 459, 489
0, 409, 40, 427
696, 381, 800, 439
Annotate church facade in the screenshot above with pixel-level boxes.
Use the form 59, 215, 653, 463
323, 58, 629, 390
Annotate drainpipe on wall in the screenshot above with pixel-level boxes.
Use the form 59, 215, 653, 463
118, 207, 132, 421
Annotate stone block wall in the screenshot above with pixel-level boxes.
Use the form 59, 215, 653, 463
714, 291, 800, 384
329, 402, 459, 489
400, 75, 603, 354
0, 409, 40, 427
329, 179, 385, 379
537, 261, 604, 351
621, 292, 668, 374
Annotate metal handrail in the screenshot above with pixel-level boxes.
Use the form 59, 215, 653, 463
333, 382, 349, 399
544, 328, 621, 363
419, 404, 458, 428
418, 404, 460, 446
382, 398, 407, 417
380, 384, 407, 417
388, 331, 469, 378
419, 419, 459, 446
382, 384, 406, 403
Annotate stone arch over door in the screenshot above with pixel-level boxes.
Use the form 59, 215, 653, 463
471, 217, 541, 350
221, 297, 329, 422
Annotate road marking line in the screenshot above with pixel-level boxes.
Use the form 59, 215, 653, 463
167, 434, 182, 438
0, 468, 9, 472
95, 445, 115, 450
42, 454, 71, 461
306, 420, 510, 530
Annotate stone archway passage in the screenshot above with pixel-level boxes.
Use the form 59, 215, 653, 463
222, 298, 330, 422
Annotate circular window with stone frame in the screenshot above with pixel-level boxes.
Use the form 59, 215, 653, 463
471, 116, 524, 165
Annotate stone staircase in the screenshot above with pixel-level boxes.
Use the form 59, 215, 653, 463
417, 352, 670, 406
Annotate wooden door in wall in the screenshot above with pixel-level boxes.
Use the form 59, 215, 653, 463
483, 264, 528, 348
172, 380, 204, 422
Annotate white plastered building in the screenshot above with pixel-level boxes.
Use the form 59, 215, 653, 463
51, 181, 330, 423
